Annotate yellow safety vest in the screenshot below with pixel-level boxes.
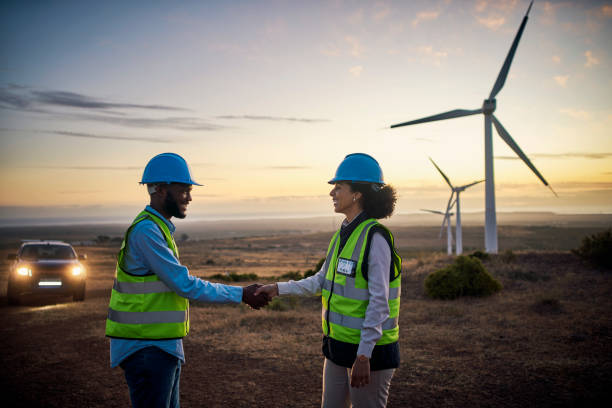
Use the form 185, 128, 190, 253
321, 219, 401, 345
105, 210, 189, 339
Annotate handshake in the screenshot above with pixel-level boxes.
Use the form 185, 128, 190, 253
241, 283, 280, 310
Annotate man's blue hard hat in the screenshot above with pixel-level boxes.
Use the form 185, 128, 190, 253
140, 153, 202, 185
328, 153, 384, 185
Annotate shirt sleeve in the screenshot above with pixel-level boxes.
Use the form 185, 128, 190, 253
277, 262, 327, 296
356, 232, 391, 358
129, 221, 243, 303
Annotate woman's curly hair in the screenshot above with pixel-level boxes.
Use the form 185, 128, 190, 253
349, 182, 397, 219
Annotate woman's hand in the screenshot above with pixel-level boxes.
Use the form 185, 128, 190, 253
254, 283, 279, 301
350, 355, 370, 388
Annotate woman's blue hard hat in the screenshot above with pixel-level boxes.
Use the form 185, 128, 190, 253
328, 153, 384, 185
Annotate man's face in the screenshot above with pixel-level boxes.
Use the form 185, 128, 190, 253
163, 183, 193, 219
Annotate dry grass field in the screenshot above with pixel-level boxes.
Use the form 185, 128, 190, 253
0, 218, 611, 407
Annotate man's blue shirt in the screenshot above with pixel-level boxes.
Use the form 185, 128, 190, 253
110, 206, 243, 367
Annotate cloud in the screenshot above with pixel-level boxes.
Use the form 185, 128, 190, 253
347, 8, 364, 25
345, 36, 364, 57
372, 3, 391, 22
0, 86, 222, 132
349, 65, 363, 77
584, 50, 600, 68
65, 113, 224, 131
412, 10, 440, 27
264, 18, 287, 36
22, 165, 140, 170
215, 115, 329, 123
553, 75, 570, 87
49, 130, 172, 143
475, 15, 505, 30
416, 45, 448, 66
496, 152, 611, 160
552, 55, 561, 64
0, 86, 188, 112
31, 90, 189, 111
559, 108, 592, 120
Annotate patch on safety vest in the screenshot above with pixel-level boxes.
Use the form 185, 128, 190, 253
336, 258, 356, 277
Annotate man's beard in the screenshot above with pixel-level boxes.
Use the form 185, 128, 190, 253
164, 192, 186, 219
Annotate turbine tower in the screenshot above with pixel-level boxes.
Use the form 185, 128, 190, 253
421, 208, 454, 255
430, 158, 483, 255
391, 1, 555, 253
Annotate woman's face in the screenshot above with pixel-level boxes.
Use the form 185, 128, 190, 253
329, 182, 360, 215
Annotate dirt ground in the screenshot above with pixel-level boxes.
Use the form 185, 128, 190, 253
1, 227, 611, 407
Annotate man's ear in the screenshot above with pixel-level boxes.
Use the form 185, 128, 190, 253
155, 184, 170, 197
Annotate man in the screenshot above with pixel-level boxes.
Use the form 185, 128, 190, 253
106, 152, 268, 408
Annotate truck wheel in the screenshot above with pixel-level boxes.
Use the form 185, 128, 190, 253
7, 282, 20, 305
73, 284, 86, 302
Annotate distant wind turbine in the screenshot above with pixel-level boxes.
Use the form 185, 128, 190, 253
429, 158, 483, 255
391, 1, 556, 253
421, 208, 455, 255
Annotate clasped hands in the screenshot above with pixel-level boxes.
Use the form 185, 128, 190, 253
241, 283, 278, 309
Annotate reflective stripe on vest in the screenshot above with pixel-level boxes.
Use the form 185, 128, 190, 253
112, 279, 174, 294
105, 210, 189, 340
321, 219, 401, 345
322, 309, 399, 331
108, 308, 187, 325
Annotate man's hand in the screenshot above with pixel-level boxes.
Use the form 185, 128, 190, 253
242, 284, 269, 309
350, 355, 370, 388
254, 283, 279, 301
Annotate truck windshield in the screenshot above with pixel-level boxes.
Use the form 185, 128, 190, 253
20, 245, 77, 260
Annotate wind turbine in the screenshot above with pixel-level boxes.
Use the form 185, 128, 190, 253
420, 208, 455, 255
391, 1, 555, 253
429, 158, 484, 255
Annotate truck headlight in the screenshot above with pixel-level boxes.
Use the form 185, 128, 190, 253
72, 266, 83, 276
17, 267, 32, 276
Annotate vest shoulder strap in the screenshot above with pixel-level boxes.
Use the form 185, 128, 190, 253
117, 211, 177, 274
361, 224, 402, 282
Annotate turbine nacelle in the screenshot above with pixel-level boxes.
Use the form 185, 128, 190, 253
482, 99, 496, 114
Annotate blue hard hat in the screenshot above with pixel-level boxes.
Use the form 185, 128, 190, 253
328, 153, 384, 185
140, 153, 202, 185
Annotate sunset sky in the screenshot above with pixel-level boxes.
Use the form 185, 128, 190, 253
1, 0, 611, 224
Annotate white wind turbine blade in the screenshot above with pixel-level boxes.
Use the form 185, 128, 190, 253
391, 108, 483, 129
421, 209, 446, 215
439, 192, 456, 238
489, 1, 534, 99
458, 179, 485, 190
492, 115, 558, 196
429, 157, 454, 188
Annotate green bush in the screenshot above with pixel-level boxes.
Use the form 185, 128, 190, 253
424, 255, 502, 300
280, 271, 303, 280
572, 228, 612, 269
267, 296, 298, 311
469, 250, 489, 261
209, 272, 258, 282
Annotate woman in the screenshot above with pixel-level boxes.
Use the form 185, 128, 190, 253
256, 153, 402, 408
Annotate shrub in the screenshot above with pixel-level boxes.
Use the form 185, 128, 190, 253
572, 228, 612, 269
424, 255, 502, 300
280, 271, 303, 280
267, 296, 297, 311
531, 297, 563, 315
469, 250, 489, 261
209, 272, 258, 282
303, 257, 326, 278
